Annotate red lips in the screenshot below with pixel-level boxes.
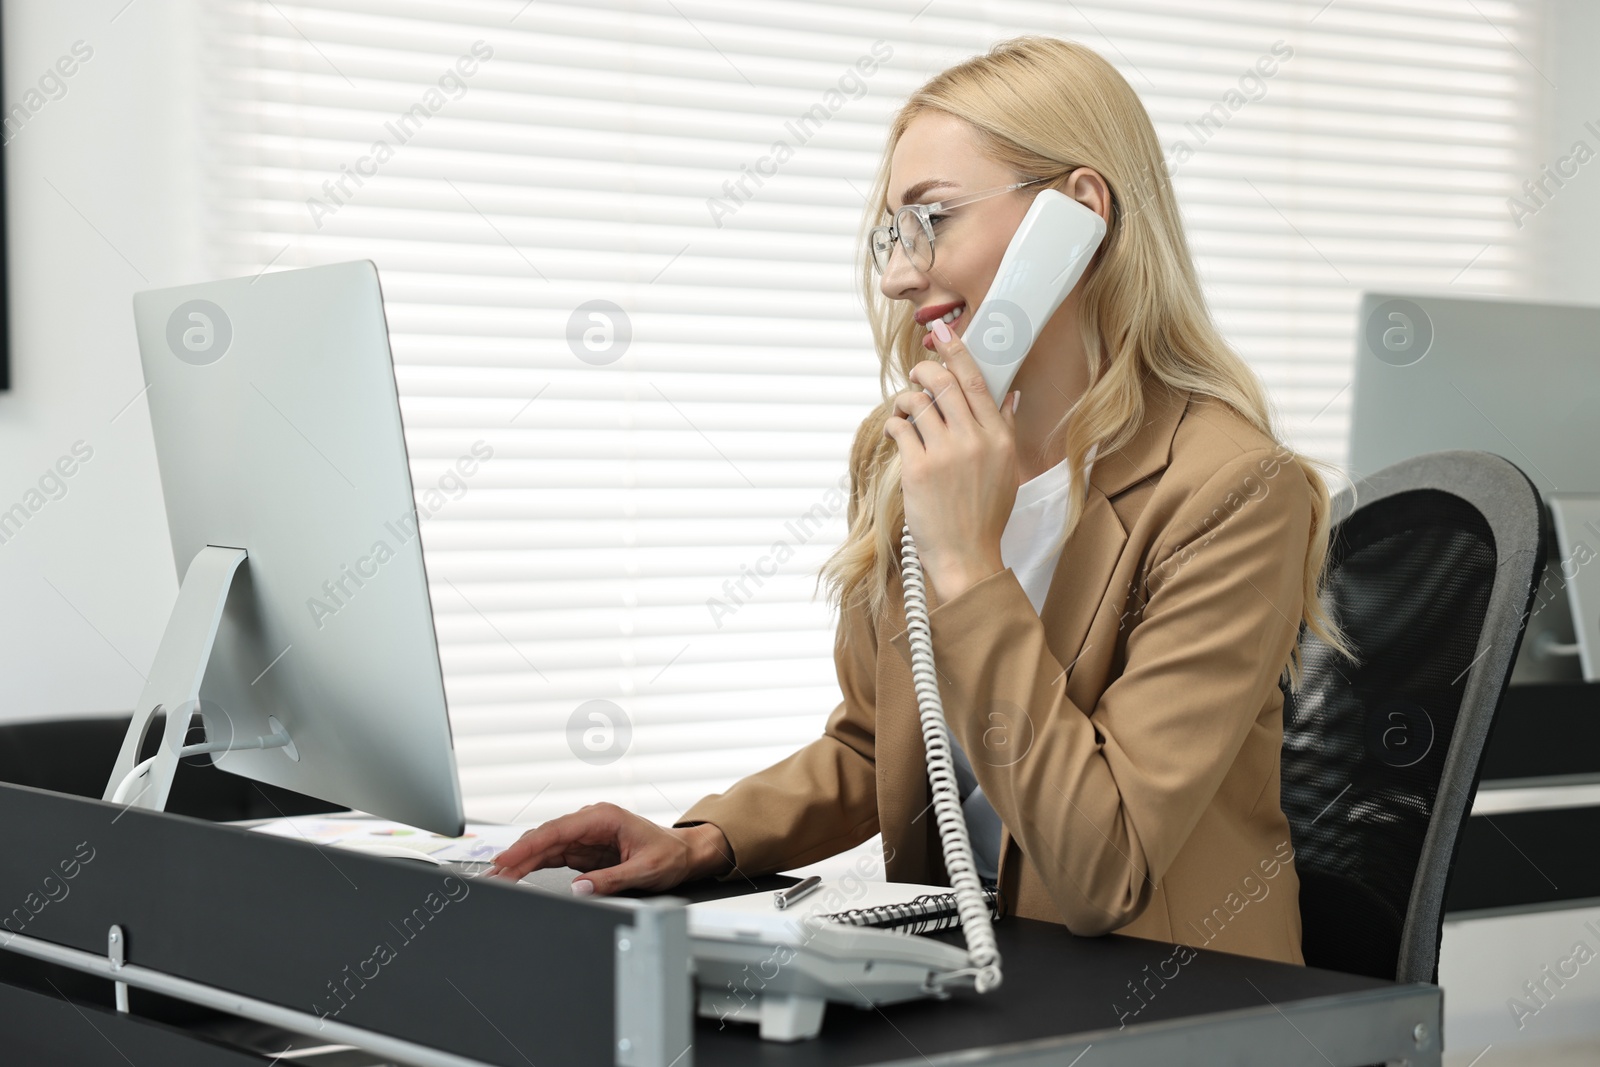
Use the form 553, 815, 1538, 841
914, 301, 963, 326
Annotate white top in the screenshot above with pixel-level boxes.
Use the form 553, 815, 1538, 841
947, 445, 1097, 883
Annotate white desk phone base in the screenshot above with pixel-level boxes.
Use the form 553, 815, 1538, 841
685, 878, 1005, 1041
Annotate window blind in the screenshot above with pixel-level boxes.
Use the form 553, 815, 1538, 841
197, 0, 1544, 827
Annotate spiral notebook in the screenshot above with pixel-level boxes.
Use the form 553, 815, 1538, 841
687, 879, 1001, 944
820, 886, 1001, 935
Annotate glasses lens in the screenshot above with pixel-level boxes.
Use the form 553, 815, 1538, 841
868, 211, 936, 274
869, 226, 894, 274
898, 207, 934, 272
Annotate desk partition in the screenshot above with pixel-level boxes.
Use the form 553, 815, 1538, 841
0, 781, 689, 1066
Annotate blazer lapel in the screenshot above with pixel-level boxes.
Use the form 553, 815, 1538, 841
986, 384, 1191, 895
1035, 384, 1191, 684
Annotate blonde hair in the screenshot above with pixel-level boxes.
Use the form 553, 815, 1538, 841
816, 34, 1353, 689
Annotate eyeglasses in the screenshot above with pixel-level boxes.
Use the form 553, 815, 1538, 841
868, 176, 1051, 276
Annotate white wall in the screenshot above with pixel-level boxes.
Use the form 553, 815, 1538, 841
0, 0, 201, 720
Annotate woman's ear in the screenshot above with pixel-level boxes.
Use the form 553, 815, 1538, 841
1066, 167, 1113, 227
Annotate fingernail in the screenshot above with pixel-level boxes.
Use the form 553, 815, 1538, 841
930, 319, 952, 344
1012, 390, 1021, 414
571, 878, 595, 896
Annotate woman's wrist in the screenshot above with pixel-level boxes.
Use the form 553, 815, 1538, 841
676, 822, 734, 880
928, 554, 1005, 605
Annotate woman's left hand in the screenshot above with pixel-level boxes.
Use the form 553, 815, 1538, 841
882, 320, 1021, 604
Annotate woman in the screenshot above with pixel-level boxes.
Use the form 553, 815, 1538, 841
487, 35, 1351, 966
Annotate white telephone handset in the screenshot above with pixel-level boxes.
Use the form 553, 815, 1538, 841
962, 188, 1108, 404
688, 188, 1105, 1042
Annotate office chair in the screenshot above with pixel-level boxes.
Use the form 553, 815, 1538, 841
1280, 450, 1546, 984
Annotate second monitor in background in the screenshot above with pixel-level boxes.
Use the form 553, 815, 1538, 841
1348, 291, 1600, 684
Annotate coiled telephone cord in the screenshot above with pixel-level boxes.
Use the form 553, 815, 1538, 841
898, 520, 1003, 994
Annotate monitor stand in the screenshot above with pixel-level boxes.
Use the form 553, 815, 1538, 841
102, 546, 297, 813
1548, 496, 1600, 682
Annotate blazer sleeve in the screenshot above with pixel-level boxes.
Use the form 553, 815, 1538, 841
892, 448, 1312, 934
672, 577, 882, 879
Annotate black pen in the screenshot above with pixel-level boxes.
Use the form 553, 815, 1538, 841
773, 876, 822, 909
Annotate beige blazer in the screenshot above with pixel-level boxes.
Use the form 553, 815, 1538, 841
677, 383, 1310, 966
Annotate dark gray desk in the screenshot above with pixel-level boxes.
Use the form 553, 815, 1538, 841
0, 782, 1440, 1067
678, 878, 1441, 1067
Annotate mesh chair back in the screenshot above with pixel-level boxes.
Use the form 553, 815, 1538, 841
1281, 451, 1545, 983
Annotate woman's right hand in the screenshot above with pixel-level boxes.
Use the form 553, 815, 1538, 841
483, 802, 733, 896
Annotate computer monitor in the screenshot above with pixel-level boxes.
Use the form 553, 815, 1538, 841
1348, 291, 1600, 684
109, 260, 464, 834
